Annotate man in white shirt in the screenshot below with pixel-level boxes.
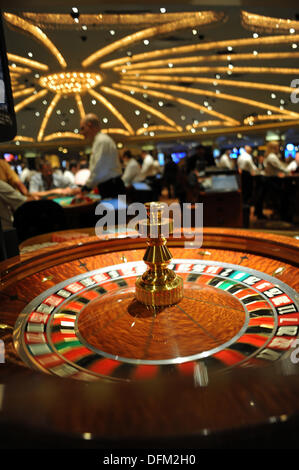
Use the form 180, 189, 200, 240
121, 150, 140, 187
134, 150, 158, 182
63, 160, 79, 187
29, 161, 67, 193
217, 149, 235, 170
237, 146, 258, 175
263, 141, 290, 176
80, 113, 125, 199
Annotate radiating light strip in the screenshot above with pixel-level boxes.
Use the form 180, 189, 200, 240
4, 13, 67, 68
37, 93, 60, 142
243, 114, 299, 124
43, 132, 84, 141
13, 135, 34, 142
11, 84, 26, 91
124, 66, 299, 76
9, 65, 31, 74
14, 89, 48, 113
185, 120, 232, 130
114, 83, 239, 125
101, 33, 299, 69
101, 128, 131, 136
75, 94, 85, 119
9, 73, 21, 79
241, 10, 299, 34
23, 11, 218, 27
13, 87, 36, 99
7, 53, 49, 71
88, 89, 134, 135
82, 12, 225, 67
101, 85, 181, 131
126, 74, 295, 95
117, 51, 299, 71
121, 79, 299, 118
136, 125, 182, 135
128, 120, 299, 141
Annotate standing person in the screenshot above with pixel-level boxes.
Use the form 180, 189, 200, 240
263, 141, 290, 220
163, 154, 177, 198
0, 180, 38, 231
79, 113, 125, 199
237, 146, 259, 225
0, 158, 29, 196
237, 146, 258, 175
134, 150, 158, 182
263, 141, 290, 176
121, 150, 140, 188
217, 149, 235, 170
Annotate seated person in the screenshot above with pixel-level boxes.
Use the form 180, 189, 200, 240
63, 160, 79, 187
0, 158, 29, 196
20, 161, 37, 189
29, 161, 79, 197
0, 180, 38, 231
75, 159, 91, 187
121, 150, 140, 187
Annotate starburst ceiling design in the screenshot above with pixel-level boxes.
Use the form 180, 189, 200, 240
3, 7, 299, 149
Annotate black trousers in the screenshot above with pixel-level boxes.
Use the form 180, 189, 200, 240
97, 176, 126, 199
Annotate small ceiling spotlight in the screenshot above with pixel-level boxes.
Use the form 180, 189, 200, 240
70, 7, 80, 22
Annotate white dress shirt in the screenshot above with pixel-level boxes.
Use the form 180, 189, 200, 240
29, 171, 67, 192
237, 151, 258, 174
85, 132, 122, 188
287, 159, 298, 172
63, 170, 77, 187
218, 153, 234, 170
134, 154, 157, 181
263, 153, 289, 176
122, 159, 140, 187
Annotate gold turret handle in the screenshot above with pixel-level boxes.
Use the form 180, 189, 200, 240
135, 202, 183, 307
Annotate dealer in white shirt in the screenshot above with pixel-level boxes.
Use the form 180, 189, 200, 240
134, 150, 159, 182
79, 113, 125, 199
237, 146, 259, 175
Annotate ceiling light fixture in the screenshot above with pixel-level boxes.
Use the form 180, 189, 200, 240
38, 71, 102, 94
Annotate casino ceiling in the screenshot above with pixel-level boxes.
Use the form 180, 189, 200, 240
2, 2, 299, 149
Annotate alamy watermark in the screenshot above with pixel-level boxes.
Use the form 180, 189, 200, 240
94, 196, 203, 249
0, 79, 4, 105
290, 339, 299, 364
0, 340, 4, 364
290, 79, 299, 103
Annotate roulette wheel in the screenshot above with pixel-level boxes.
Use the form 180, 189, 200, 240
0, 203, 299, 450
